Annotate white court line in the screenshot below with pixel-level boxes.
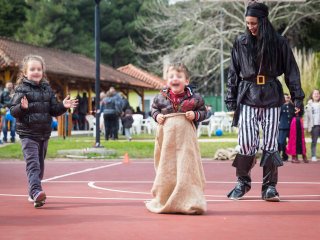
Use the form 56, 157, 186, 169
88, 182, 149, 194
42, 162, 122, 182
1, 193, 320, 202
45, 180, 320, 185
88, 182, 320, 198
46, 180, 154, 183
126, 161, 232, 164
0, 193, 147, 201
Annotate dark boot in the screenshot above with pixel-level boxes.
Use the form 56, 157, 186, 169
227, 154, 256, 200
282, 152, 289, 162
302, 155, 309, 163
292, 155, 300, 163
260, 151, 283, 202
279, 144, 288, 162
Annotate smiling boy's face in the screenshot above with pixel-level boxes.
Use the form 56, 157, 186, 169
167, 66, 189, 94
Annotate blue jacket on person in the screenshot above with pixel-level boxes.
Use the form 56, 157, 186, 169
279, 102, 295, 130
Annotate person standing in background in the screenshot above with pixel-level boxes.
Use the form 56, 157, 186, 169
304, 89, 320, 162
0, 82, 16, 143
278, 93, 295, 162
286, 109, 308, 163
78, 92, 88, 130
100, 87, 122, 140
121, 109, 134, 141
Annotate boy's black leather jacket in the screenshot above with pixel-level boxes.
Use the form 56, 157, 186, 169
10, 78, 67, 140
225, 34, 305, 117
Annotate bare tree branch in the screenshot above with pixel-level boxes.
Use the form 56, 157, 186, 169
135, 0, 320, 95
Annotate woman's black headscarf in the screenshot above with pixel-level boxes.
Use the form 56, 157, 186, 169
245, 2, 269, 18
245, 2, 279, 72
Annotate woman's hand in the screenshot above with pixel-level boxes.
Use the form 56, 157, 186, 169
63, 95, 79, 109
156, 113, 165, 125
21, 96, 28, 109
185, 111, 195, 121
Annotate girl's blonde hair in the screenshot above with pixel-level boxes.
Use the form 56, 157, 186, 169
16, 54, 48, 85
167, 62, 190, 79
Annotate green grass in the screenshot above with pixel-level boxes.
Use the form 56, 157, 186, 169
0, 135, 237, 160
0, 133, 318, 160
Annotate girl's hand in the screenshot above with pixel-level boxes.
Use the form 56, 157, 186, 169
185, 111, 195, 121
295, 107, 300, 115
63, 95, 78, 109
156, 113, 165, 125
21, 96, 28, 109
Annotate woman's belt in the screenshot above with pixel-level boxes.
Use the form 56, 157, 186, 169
243, 75, 277, 85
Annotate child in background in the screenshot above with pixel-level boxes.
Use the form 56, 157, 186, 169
278, 94, 295, 161
10, 55, 78, 208
121, 109, 134, 141
286, 110, 308, 163
0, 82, 16, 143
145, 62, 207, 215
304, 89, 320, 162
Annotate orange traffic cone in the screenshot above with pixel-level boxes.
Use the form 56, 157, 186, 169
123, 152, 130, 164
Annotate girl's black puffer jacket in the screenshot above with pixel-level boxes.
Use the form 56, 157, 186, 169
10, 78, 67, 140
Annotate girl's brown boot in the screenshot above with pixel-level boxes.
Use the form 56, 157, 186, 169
292, 155, 300, 163
302, 155, 309, 163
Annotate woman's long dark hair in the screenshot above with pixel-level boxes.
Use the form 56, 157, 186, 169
246, 17, 279, 72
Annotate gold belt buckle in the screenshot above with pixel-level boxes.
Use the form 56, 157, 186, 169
257, 75, 265, 85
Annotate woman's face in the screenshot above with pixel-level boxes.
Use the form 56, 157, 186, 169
246, 16, 259, 36
24, 60, 43, 83
284, 95, 291, 103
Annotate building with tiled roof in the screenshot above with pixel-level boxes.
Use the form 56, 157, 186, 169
117, 64, 167, 114
0, 37, 159, 112
117, 64, 166, 90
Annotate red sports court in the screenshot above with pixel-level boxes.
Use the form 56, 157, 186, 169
0, 159, 319, 240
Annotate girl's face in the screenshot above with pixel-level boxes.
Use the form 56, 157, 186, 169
167, 67, 189, 94
284, 95, 291, 103
312, 90, 320, 102
246, 16, 258, 36
24, 60, 43, 83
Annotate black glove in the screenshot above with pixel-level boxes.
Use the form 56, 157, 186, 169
294, 99, 304, 111
226, 102, 237, 111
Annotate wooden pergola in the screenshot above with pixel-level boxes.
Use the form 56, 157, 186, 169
0, 37, 161, 113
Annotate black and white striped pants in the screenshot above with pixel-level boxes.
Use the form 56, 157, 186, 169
238, 105, 281, 155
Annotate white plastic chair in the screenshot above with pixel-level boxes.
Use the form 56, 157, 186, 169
85, 115, 95, 131
197, 116, 212, 137
131, 114, 144, 135
141, 117, 153, 134
149, 118, 157, 134
209, 116, 223, 135
221, 114, 232, 133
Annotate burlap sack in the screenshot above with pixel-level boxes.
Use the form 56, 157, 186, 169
145, 113, 207, 214
214, 148, 238, 160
